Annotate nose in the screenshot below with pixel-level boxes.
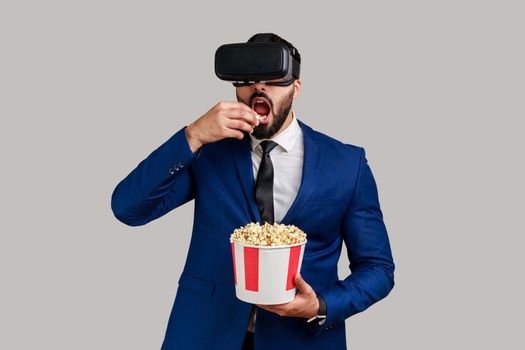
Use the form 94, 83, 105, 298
253, 81, 267, 91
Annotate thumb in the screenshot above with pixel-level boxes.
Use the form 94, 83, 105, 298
294, 272, 311, 293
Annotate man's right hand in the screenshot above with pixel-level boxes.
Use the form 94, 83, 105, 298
185, 101, 259, 153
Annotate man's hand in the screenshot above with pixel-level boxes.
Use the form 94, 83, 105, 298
256, 273, 320, 319
185, 101, 259, 153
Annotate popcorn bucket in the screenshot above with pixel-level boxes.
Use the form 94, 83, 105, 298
230, 240, 307, 305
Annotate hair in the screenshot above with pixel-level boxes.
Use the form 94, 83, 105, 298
247, 33, 301, 64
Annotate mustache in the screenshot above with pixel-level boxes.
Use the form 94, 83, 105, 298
249, 91, 273, 108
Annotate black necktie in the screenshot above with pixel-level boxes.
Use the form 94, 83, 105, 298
255, 140, 278, 224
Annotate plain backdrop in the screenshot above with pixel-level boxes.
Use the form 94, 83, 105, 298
1, 1, 523, 349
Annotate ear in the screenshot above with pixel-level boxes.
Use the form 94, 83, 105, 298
293, 79, 302, 99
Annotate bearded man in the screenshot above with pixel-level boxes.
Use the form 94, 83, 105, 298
111, 33, 395, 350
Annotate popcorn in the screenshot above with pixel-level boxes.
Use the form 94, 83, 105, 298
230, 222, 307, 247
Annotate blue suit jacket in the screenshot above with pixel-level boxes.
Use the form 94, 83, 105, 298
111, 119, 395, 350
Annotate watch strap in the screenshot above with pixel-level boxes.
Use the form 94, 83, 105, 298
307, 293, 327, 325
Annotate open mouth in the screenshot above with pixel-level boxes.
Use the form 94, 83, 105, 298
251, 97, 272, 124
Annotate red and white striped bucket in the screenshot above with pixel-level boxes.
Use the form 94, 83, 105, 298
230, 240, 307, 304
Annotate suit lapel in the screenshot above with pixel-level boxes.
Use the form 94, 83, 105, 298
231, 134, 262, 223
281, 120, 321, 225
230, 119, 322, 225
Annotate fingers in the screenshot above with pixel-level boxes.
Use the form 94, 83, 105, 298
223, 109, 259, 127
215, 101, 257, 115
202, 101, 261, 142
224, 118, 255, 136
257, 302, 301, 318
216, 102, 259, 126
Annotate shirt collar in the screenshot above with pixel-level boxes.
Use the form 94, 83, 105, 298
249, 110, 301, 153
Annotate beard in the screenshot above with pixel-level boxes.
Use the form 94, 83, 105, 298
237, 88, 295, 140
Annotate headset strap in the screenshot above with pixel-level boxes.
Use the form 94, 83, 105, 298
250, 33, 275, 42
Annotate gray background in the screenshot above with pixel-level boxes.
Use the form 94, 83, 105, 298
1, 0, 523, 349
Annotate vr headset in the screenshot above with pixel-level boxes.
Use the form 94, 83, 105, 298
214, 34, 300, 87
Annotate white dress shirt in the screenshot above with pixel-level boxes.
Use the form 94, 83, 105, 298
249, 110, 304, 224
246, 110, 304, 333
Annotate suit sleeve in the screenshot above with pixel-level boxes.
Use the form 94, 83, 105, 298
311, 147, 395, 333
111, 126, 203, 226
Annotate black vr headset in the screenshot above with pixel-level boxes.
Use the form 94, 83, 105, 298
214, 33, 300, 87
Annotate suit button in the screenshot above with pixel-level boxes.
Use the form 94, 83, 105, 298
178, 161, 184, 168
168, 168, 175, 174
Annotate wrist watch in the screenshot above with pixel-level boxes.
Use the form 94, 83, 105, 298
307, 293, 327, 326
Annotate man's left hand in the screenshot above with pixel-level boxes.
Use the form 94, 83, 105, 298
256, 272, 319, 319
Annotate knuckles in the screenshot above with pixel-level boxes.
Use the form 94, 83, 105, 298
219, 125, 229, 134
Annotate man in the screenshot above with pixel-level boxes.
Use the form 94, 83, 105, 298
111, 33, 395, 350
